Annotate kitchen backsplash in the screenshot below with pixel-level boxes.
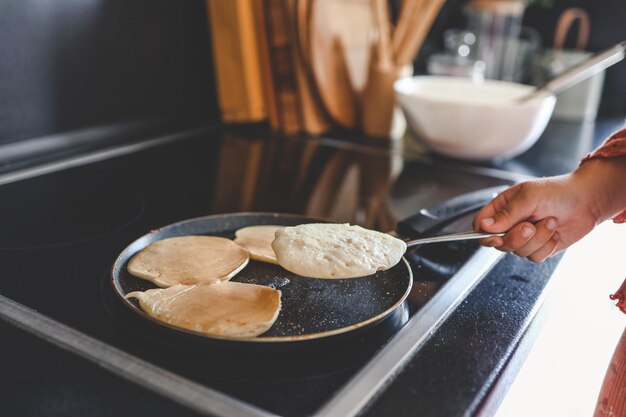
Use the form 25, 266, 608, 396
0, 0, 220, 146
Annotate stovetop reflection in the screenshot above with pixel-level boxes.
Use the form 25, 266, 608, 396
0, 177, 146, 249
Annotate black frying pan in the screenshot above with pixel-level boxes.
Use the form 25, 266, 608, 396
108, 213, 412, 352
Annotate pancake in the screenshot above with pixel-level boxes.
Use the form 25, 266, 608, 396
272, 223, 407, 279
234, 225, 282, 264
126, 282, 281, 338
128, 236, 249, 287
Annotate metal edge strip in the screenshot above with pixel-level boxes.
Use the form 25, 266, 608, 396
0, 294, 277, 417
0, 126, 214, 187
315, 247, 504, 417
473, 255, 565, 417
473, 290, 550, 417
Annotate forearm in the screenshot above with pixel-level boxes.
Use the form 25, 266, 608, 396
574, 155, 626, 224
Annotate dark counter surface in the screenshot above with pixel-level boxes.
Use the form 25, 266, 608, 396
0, 116, 624, 417
361, 253, 563, 417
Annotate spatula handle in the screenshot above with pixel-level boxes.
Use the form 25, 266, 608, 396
406, 231, 505, 247
518, 42, 626, 103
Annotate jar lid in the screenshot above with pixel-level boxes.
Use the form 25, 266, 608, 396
467, 0, 525, 14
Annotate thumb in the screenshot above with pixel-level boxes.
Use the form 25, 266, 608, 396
479, 186, 534, 233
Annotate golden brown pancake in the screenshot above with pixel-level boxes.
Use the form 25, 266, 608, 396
272, 223, 407, 279
126, 282, 281, 338
128, 236, 249, 287
234, 225, 282, 264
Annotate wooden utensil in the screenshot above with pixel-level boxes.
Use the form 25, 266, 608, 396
394, 0, 446, 66
360, 0, 399, 138
308, 0, 375, 128
361, 62, 405, 138
391, 0, 423, 57
372, 0, 393, 69
289, 0, 331, 134
303, 0, 446, 137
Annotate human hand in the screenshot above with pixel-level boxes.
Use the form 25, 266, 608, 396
473, 174, 599, 262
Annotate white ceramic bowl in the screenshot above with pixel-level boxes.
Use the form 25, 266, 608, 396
394, 76, 556, 161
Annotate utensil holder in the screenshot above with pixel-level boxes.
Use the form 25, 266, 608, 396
360, 64, 411, 139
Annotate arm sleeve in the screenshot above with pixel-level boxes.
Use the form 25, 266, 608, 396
580, 127, 626, 223
581, 127, 626, 314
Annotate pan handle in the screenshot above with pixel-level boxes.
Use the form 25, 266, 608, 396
396, 185, 508, 238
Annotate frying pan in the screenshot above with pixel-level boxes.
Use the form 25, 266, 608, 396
108, 213, 412, 352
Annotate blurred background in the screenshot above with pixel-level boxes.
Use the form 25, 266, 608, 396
0, 0, 624, 147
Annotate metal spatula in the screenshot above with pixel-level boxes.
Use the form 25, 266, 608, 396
406, 230, 505, 247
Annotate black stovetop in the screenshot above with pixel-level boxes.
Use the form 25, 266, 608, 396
0, 129, 516, 417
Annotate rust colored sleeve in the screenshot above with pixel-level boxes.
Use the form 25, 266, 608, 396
580, 127, 626, 224
581, 127, 626, 164
610, 279, 626, 315
594, 326, 626, 417
581, 128, 626, 314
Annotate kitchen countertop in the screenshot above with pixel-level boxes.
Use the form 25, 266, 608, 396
0, 116, 624, 417
494, 220, 626, 417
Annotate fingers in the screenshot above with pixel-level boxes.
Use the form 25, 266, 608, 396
473, 185, 520, 231
479, 217, 560, 263
514, 217, 557, 258
498, 222, 537, 252
473, 181, 566, 263
528, 232, 560, 263
477, 221, 534, 249
473, 183, 537, 234
479, 235, 504, 248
